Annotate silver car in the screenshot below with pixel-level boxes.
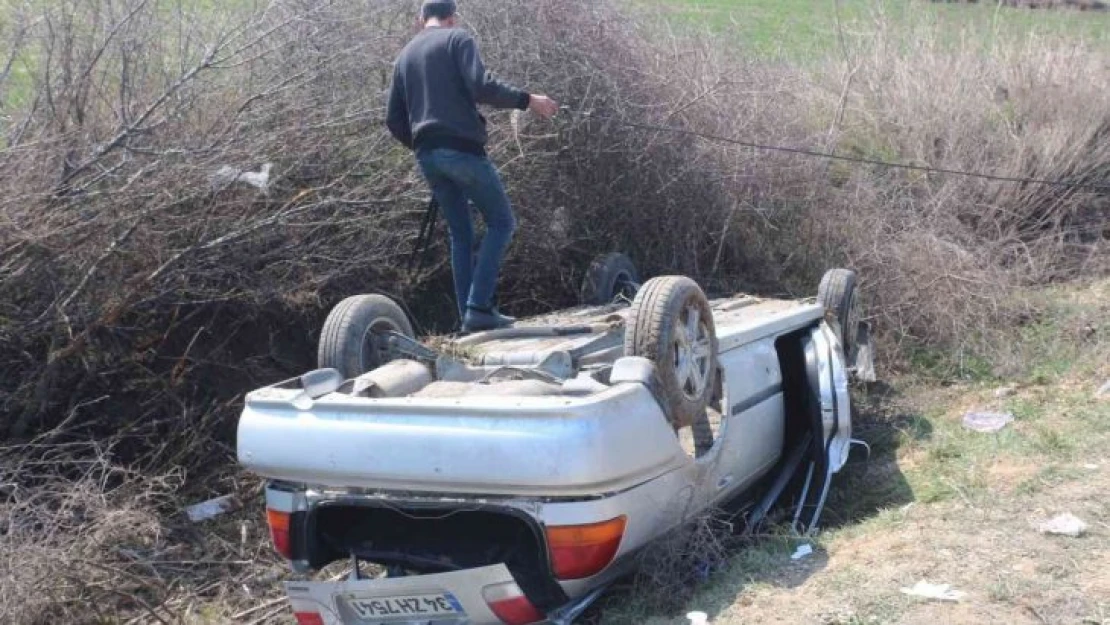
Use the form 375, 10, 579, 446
237, 258, 872, 625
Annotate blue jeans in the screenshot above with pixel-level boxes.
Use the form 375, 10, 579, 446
416, 148, 517, 320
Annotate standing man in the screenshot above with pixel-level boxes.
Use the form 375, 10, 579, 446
387, 0, 559, 333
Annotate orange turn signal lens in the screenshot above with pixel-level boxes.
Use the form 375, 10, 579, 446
266, 508, 293, 559
545, 516, 627, 580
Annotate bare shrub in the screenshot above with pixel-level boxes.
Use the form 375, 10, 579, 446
1, 443, 170, 623
0, 2, 796, 616
7, 0, 1102, 449
790, 19, 1110, 364
0, 0, 763, 448
0, 435, 289, 624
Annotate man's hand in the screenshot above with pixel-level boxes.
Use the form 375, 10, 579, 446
528, 94, 559, 119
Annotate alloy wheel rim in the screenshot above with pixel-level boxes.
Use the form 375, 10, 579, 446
360, 317, 402, 370
673, 303, 712, 401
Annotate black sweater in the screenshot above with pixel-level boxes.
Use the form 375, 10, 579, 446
386, 26, 531, 156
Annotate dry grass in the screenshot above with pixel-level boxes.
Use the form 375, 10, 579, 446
0, 436, 291, 624
679, 381, 1110, 625
604, 512, 740, 619
769, 17, 1110, 368
1, 442, 173, 623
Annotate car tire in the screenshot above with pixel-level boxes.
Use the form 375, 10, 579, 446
318, 294, 415, 379
817, 268, 861, 357
624, 276, 719, 429
580, 252, 640, 306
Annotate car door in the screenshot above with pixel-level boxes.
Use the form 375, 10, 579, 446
704, 337, 786, 504
804, 322, 852, 474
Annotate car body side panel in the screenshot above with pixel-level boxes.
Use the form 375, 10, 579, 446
709, 396, 784, 505
709, 337, 785, 502
714, 303, 824, 353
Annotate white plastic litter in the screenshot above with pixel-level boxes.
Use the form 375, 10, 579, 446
962, 411, 1014, 433
185, 495, 240, 522
1038, 513, 1088, 537
900, 581, 966, 602
1097, 380, 1110, 399
686, 611, 709, 625
791, 543, 814, 560
210, 163, 273, 193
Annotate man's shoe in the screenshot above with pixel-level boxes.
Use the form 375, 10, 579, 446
462, 307, 515, 333
492, 309, 516, 325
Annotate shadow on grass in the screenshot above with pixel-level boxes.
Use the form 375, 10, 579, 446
821, 380, 930, 530
584, 380, 929, 624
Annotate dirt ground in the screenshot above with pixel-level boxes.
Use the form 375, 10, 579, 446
614, 380, 1108, 625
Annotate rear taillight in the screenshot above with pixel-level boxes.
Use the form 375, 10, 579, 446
545, 516, 627, 580
482, 581, 545, 625
293, 612, 324, 625
266, 508, 293, 559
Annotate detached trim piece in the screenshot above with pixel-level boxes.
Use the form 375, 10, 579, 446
730, 384, 783, 416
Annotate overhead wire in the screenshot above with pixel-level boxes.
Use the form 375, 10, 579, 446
408, 108, 1107, 274
571, 110, 1110, 193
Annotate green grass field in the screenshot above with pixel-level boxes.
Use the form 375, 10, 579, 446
645, 0, 1110, 58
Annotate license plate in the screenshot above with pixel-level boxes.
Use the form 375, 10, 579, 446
346, 592, 463, 621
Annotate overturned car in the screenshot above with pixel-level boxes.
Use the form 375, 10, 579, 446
237, 256, 873, 625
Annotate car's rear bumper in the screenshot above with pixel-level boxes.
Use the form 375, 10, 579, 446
285, 564, 516, 625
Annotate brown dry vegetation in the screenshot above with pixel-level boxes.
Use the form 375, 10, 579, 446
0, 0, 1108, 622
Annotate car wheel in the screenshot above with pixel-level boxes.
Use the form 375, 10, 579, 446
318, 294, 415, 379
579, 252, 640, 306
624, 276, 718, 429
817, 268, 861, 357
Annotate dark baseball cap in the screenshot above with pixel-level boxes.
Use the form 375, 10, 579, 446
422, 0, 457, 19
